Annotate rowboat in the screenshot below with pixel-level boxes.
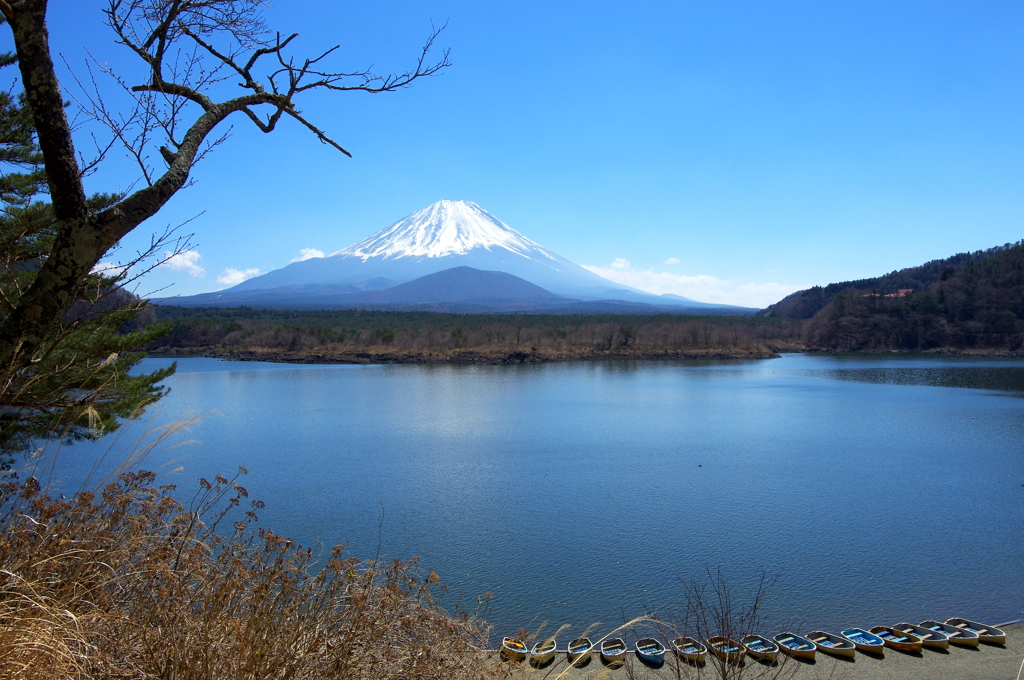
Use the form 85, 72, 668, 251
741, 634, 780, 662
919, 620, 979, 647
635, 637, 666, 665
869, 625, 923, 653
707, 636, 745, 664
945, 618, 1006, 645
672, 636, 708, 664
894, 622, 949, 649
774, 632, 816, 660
501, 636, 528, 661
806, 631, 856, 658
841, 628, 885, 654
600, 637, 627, 665
567, 637, 593, 665
530, 638, 557, 665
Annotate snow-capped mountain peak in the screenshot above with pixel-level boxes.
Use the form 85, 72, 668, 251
332, 200, 554, 261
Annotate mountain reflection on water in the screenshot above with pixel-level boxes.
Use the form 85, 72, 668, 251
810, 364, 1024, 394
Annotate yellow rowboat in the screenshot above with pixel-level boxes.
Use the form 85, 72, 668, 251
672, 636, 708, 664
600, 637, 627, 665
707, 636, 746, 664
869, 625, 923, 653
774, 632, 816, 660
945, 617, 1006, 645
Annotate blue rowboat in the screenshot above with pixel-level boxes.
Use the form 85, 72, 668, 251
635, 637, 666, 665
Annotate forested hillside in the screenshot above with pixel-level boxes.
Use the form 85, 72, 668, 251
803, 242, 1024, 351
760, 242, 1020, 319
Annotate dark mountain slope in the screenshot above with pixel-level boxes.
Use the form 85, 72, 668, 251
803, 242, 1024, 350
760, 242, 1020, 319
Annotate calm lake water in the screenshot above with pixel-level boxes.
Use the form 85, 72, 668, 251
41, 353, 1024, 638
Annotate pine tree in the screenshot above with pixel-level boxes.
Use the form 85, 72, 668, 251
0, 44, 172, 460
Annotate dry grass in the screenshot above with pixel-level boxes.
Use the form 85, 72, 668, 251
0, 464, 499, 679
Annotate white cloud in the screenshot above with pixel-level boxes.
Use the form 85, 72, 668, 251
160, 250, 205, 277
582, 259, 808, 308
291, 247, 325, 262
217, 267, 261, 287
664, 257, 680, 264
91, 261, 128, 277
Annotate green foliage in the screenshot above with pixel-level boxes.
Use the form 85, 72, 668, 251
0, 56, 172, 460
804, 242, 1024, 350
762, 241, 1023, 319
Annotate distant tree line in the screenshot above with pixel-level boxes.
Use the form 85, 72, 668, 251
147, 307, 806, 356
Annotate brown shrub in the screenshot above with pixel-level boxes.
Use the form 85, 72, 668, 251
0, 469, 497, 680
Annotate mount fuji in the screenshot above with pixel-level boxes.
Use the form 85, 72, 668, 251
166, 200, 753, 314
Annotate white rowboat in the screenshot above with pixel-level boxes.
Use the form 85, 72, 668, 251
806, 631, 856, 658
919, 620, 979, 647
672, 636, 708, 664
894, 622, 949, 649
530, 638, 556, 665
741, 634, 779, 662
945, 618, 1006, 645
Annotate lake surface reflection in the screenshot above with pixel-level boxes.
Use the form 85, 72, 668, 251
45, 353, 1024, 638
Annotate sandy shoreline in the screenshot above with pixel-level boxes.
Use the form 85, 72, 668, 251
500, 625, 1023, 679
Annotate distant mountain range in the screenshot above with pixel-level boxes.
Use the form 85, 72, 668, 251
161, 200, 755, 315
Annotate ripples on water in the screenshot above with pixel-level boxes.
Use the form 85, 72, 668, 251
42, 353, 1024, 641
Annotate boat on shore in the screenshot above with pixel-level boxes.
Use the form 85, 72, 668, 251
672, 636, 708, 664
919, 620, 980, 647
869, 625, 923, 653
945, 618, 1006, 645
841, 627, 885, 654
501, 636, 528, 661
741, 634, 780, 662
635, 637, 666, 665
894, 622, 949, 649
530, 638, 557, 665
806, 631, 856, 658
567, 637, 593, 665
600, 637, 627, 664
774, 632, 816, 660
707, 636, 746, 664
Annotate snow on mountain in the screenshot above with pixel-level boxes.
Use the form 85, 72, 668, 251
333, 200, 556, 262
206, 200, 748, 311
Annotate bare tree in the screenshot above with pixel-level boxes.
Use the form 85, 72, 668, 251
0, 0, 449, 410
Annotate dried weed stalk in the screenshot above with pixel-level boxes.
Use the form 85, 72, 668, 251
0, 468, 498, 679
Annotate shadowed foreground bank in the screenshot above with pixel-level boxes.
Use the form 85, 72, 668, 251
499, 626, 1023, 680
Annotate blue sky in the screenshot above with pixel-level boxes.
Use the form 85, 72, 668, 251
19, 1, 1024, 307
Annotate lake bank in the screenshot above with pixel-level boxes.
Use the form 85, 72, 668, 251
150, 345, 780, 364
500, 625, 1024, 680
